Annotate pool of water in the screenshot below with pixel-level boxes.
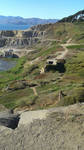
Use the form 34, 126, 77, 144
0, 59, 16, 71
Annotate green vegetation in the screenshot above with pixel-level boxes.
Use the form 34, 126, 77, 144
1, 21, 84, 110
58, 88, 84, 106
65, 52, 84, 77
0, 56, 26, 90
67, 45, 84, 50
46, 22, 84, 43
0, 87, 34, 109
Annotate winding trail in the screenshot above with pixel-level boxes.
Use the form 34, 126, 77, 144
31, 87, 38, 96
57, 44, 68, 59
56, 38, 82, 60
56, 39, 72, 60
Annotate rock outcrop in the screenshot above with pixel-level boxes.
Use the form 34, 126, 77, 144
0, 28, 44, 48
0, 104, 84, 150
0, 23, 50, 48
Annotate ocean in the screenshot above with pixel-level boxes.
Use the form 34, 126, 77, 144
0, 24, 30, 30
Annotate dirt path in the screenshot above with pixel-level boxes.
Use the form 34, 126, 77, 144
31, 87, 38, 96
57, 44, 68, 59
56, 38, 81, 60
56, 39, 72, 59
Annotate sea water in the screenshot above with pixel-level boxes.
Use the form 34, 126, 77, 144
0, 24, 30, 30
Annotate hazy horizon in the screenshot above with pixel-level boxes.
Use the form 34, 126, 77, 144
0, 15, 59, 20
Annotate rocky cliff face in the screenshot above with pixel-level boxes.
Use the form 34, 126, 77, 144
0, 37, 39, 48
0, 25, 47, 48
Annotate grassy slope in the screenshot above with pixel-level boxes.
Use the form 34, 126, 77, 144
0, 22, 84, 110
45, 22, 84, 43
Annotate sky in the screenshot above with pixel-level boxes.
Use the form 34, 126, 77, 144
0, 0, 83, 19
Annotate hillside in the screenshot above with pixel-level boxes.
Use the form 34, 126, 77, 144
0, 10, 84, 150
60, 10, 84, 22
0, 20, 84, 110
0, 15, 58, 26
0, 21, 84, 49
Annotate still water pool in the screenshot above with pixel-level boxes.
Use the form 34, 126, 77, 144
0, 59, 16, 71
